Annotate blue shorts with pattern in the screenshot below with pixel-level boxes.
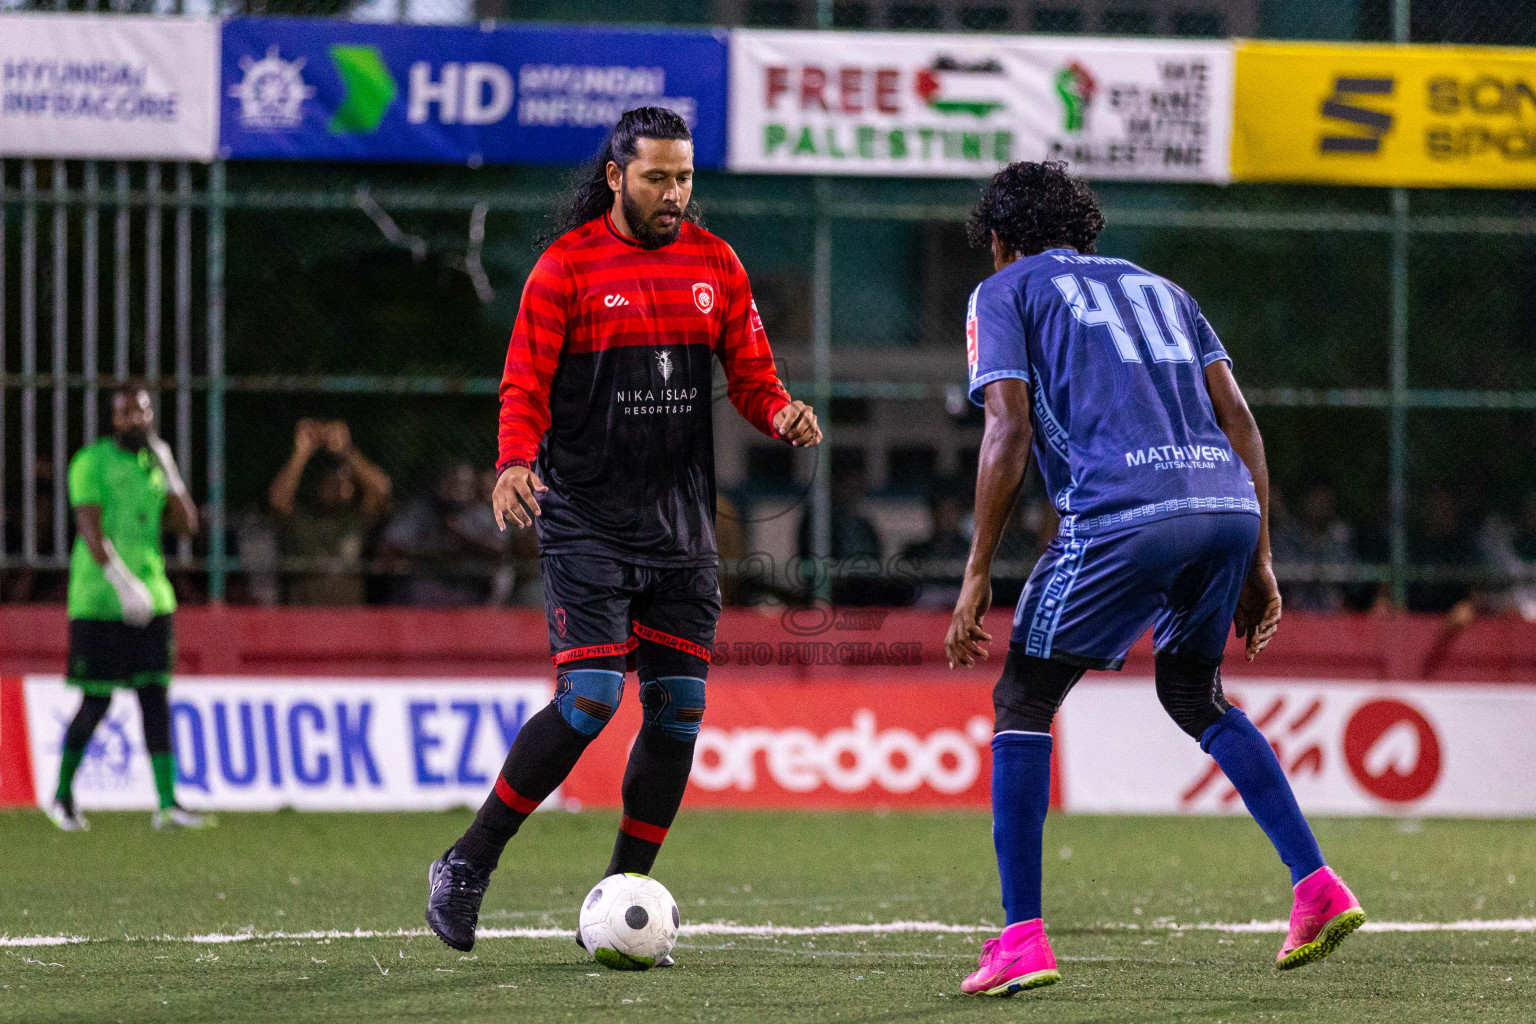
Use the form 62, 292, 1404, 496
1012, 511, 1260, 670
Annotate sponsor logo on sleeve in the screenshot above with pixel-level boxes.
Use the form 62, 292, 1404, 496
965, 287, 980, 376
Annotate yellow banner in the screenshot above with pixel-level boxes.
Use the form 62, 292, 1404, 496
1233, 40, 1536, 187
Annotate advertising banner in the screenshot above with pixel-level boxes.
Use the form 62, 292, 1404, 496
20, 676, 551, 811
1233, 41, 1536, 187
219, 18, 728, 167
570, 677, 1536, 816
728, 30, 1232, 180
8, 675, 1533, 815
0, 13, 218, 161
1059, 679, 1536, 816
565, 681, 1002, 810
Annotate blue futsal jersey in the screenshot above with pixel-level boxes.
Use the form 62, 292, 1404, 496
966, 248, 1259, 538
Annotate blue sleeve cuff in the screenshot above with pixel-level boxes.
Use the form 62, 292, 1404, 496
1201, 351, 1233, 369
967, 369, 1031, 407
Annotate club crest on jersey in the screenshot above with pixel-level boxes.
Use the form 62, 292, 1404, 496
692, 282, 715, 314
656, 349, 674, 383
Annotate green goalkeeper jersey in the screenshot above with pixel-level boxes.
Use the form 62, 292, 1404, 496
67, 438, 177, 622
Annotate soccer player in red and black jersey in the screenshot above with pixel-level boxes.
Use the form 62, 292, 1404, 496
426, 108, 822, 955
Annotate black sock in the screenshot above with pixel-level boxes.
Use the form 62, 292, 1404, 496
455, 704, 594, 871
605, 724, 696, 877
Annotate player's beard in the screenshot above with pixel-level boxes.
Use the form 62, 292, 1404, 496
621, 183, 682, 250
115, 426, 149, 451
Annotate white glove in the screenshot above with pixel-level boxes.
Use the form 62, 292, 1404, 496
102, 539, 155, 628
146, 434, 188, 498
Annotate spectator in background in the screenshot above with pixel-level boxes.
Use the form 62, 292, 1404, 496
797, 458, 883, 564
1479, 490, 1536, 621
268, 419, 392, 606
1405, 486, 1476, 614
716, 492, 747, 606
797, 456, 886, 604
901, 481, 970, 609
988, 496, 1055, 610
1272, 483, 1355, 612
491, 467, 544, 607
379, 462, 508, 606
2, 458, 68, 603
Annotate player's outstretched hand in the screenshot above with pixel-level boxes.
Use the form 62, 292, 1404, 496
773, 401, 823, 448
493, 465, 549, 531
946, 571, 993, 669
1235, 558, 1282, 662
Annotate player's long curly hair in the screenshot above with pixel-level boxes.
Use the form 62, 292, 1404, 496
966, 160, 1105, 258
539, 106, 704, 248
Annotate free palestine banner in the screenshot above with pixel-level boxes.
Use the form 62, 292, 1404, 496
728, 30, 1233, 181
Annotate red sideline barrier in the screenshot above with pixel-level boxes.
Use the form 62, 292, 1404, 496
5, 605, 1536, 681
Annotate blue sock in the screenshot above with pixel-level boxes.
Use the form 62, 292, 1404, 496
1200, 708, 1325, 885
991, 731, 1053, 924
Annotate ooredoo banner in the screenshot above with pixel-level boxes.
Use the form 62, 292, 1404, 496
0, 13, 219, 161
1232, 41, 1536, 187
566, 681, 999, 810
16, 676, 550, 811
728, 30, 1233, 180
219, 18, 729, 167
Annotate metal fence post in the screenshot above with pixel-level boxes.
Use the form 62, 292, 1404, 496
1388, 187, 1409, 606
21, 160, 37, 562
113, 163, 130, 383
206, 160, 228, 602
145, 163, 162, 408
1388, 0, 1411, 606
0, 161, 6, 559
83, 162, 100, 443
176, 163, 193, 564
811, 179, 833, 601
52, 161, 69, 560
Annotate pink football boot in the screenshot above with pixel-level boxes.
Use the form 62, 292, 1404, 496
961, 918, 1061, 996
1277, 866, 1365, 970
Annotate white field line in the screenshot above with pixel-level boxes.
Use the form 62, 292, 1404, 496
3, 918, 1534, 949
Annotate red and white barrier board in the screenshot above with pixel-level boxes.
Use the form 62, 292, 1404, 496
3, 675, 1533, 816
1059, 679, 1536, 817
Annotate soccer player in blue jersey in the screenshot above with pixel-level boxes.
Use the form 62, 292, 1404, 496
946, 162, 1365, 996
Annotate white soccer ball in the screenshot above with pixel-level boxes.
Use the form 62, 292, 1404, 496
578, 873, 680, 971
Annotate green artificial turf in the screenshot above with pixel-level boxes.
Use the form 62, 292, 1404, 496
1, 810, 1533, 1022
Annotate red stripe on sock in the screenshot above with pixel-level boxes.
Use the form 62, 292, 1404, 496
494, 776, 539, 815
619, 815, 669, 845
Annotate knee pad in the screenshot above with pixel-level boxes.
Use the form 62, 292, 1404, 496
553, 668, 625, 737
993, 650, 1085, 734
1154, 650, 1230, 740
639, 676, 707, 742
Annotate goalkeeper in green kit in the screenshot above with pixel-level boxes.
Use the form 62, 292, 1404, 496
47, 381, 207, 832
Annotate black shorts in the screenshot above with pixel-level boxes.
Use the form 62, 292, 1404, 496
542, 554, 720, 671
67, 615, 176, 695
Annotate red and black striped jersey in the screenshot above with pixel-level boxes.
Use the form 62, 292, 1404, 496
498, 213, 791, 567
